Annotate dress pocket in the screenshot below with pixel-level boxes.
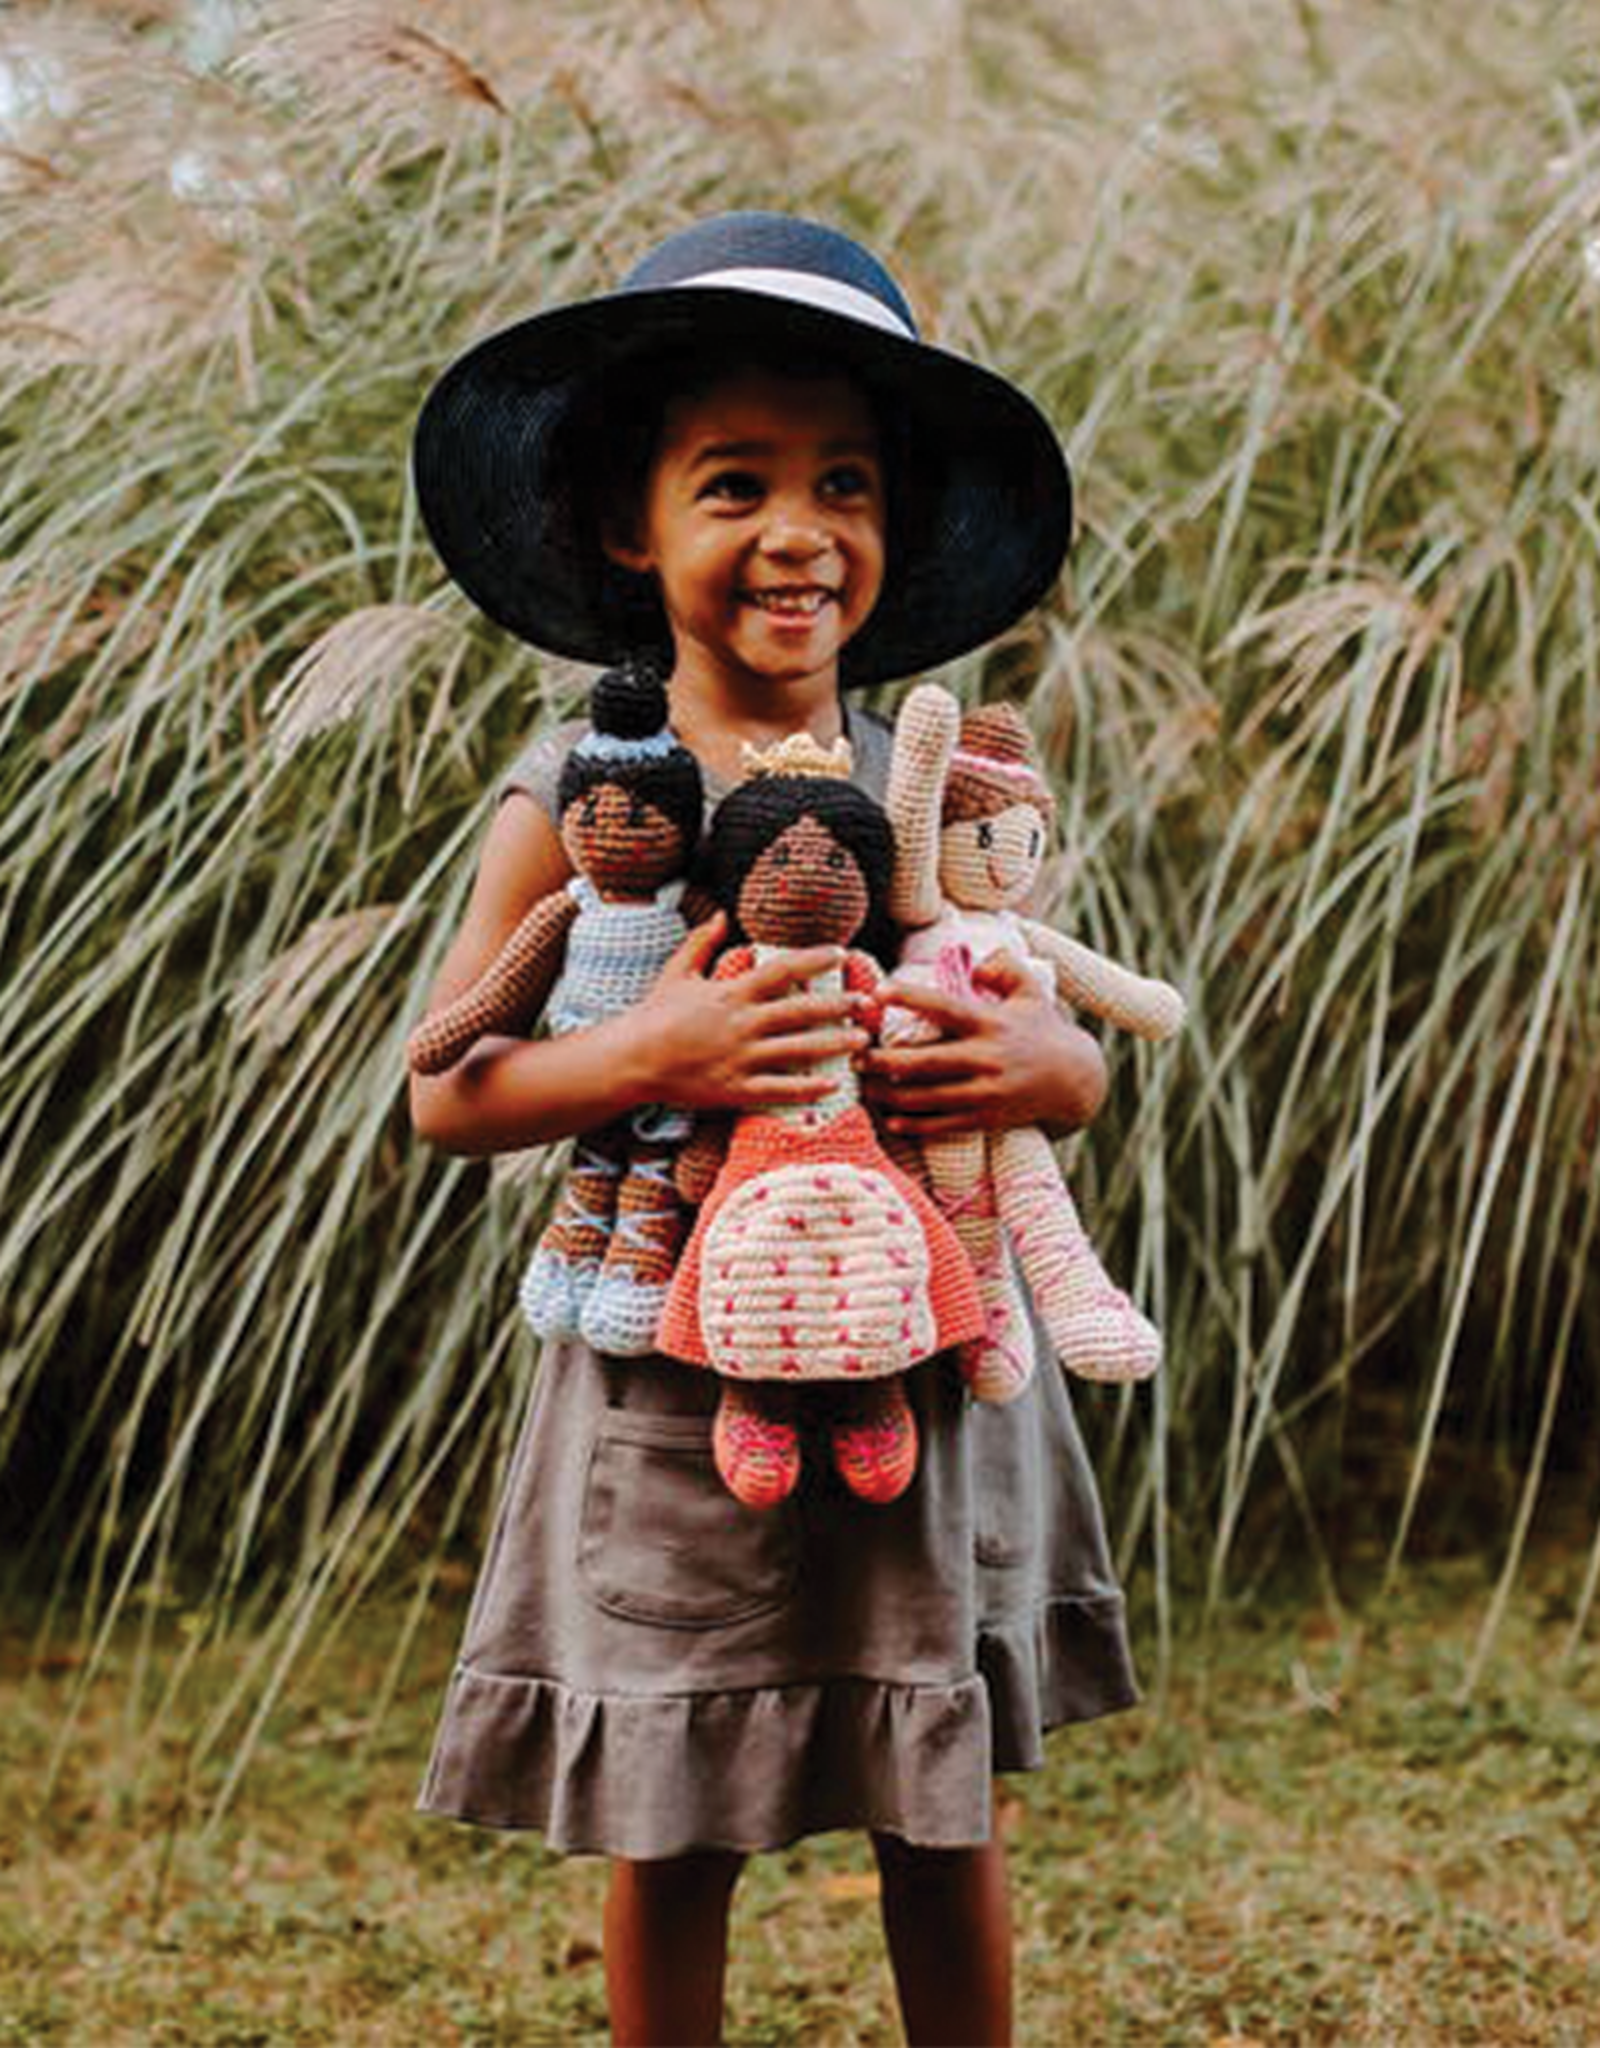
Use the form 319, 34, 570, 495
971, 1387, 1043, 1569
578, 1411, 800, 1628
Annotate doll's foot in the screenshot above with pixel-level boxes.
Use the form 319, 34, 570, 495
831, 1378, 918, 1504
518, 1245, 597, 1339
1028, 1224, 1161, 1381
579, 1146, 684, 1354
1044, 1263, 1162, 1384
713, 1385, 801, 1509
580, 1274, 670, 1356
521, 1137, 623, 1337
1052, 1298, 1162, 1382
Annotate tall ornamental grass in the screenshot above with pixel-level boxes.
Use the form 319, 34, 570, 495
2, 0, 1596, 1784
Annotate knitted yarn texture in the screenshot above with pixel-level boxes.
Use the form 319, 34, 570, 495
884, 683, 1184, 1399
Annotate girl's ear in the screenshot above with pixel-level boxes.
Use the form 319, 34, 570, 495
600, 507, 653, 575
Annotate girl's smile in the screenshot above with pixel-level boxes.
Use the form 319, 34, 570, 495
606, 368, 886, 701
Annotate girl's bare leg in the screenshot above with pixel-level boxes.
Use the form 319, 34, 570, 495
871, 1825, 1013, 2048
604, 1849, 745, 2047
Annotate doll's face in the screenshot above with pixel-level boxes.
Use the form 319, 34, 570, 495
561, 783, 687, 895
605, 369, 886, 702
737, 814, 869, 948
938, 802, 1046, 911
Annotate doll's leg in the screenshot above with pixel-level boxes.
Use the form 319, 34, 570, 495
830, 1374, 918, 1504
712, 1380, 801, 1508
519, 1121, 625, 1339
993, 1126, 1160, 1382
922, 1131, 1033, 1404
581, 1135, 688, 1356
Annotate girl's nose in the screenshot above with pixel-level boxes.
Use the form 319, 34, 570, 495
759, 511, 829, 561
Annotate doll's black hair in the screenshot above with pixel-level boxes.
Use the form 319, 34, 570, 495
701, 770, 898, 966
556, 665, 704, 846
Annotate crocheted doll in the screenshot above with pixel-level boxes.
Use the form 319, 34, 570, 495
408, 667, 704, 1356
656, 734, 984, 1510
884, 682, 1185, 1402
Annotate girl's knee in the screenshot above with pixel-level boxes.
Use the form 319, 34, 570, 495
612, 1847, 745, 1907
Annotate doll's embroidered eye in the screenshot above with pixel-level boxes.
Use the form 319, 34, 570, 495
977, 821, 993, 850
1030, 826, 1041, 855
581, 795, 599, 826
772, 846, 790, 867
827, 848, 847, 869
628, 798, 649, 828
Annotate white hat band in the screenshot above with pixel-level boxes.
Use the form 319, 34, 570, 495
680, 266, 916, 340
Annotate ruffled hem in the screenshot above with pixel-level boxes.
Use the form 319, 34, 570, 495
419, 1668, 994, 1856
417, 1592, 1137, 1858
981, 1590, 1139, 1771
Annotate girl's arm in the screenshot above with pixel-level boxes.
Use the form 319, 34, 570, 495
409, 797, 871, 1156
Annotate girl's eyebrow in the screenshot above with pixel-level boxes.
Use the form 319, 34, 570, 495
687, 437, 880, 470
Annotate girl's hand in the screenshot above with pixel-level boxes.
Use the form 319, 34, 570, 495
629, 913, 872, 1114
858, 949, 1107, 1138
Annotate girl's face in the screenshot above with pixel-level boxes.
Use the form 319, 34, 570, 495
606, 368, 886, 700
939, 801, 1046, 911
736, 815, 869, 948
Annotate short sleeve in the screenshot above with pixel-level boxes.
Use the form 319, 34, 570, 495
846, 704, 893, 804
502, 717, 588, 823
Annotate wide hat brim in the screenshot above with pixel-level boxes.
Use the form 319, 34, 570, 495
413, 281, 1073, 686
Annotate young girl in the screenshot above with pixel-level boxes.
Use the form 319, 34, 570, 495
408, 212, 1138, 2048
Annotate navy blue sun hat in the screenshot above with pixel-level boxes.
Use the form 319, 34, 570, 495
412, 212, 1073, 686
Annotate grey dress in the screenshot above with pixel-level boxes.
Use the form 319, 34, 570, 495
417, 701, 1138, 1858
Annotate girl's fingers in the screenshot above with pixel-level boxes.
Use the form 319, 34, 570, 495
750, 1025, 868, 1067
877, 976, 985, 1034
864, 1077, 989, 1114
969, 948, 1034, 998
731, 1069, 842, 1105
860, 1043, 994, 1084
660, 910, 727, 978
743, 945, 847, 998
748, 989, 863, 1037
882, 1109, 992, 1137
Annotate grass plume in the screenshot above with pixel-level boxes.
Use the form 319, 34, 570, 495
0, 0, 1596, 1797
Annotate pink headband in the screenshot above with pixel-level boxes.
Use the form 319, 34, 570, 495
950, 748, 1047, 791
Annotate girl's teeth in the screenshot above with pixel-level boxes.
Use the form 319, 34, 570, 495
752, 590, 827, 614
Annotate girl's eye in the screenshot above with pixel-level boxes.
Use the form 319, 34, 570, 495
976, 821, 994, 850
700, 469, 762, 504
820, 463, 874, 501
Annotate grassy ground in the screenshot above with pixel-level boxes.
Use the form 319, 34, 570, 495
3, 1543, 1596, 2047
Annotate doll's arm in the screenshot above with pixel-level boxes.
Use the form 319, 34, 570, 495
1016, 918, 1186, 1041
710, 944, 757, 981
408, 887, 581, 1074
886, 682, 961, 929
